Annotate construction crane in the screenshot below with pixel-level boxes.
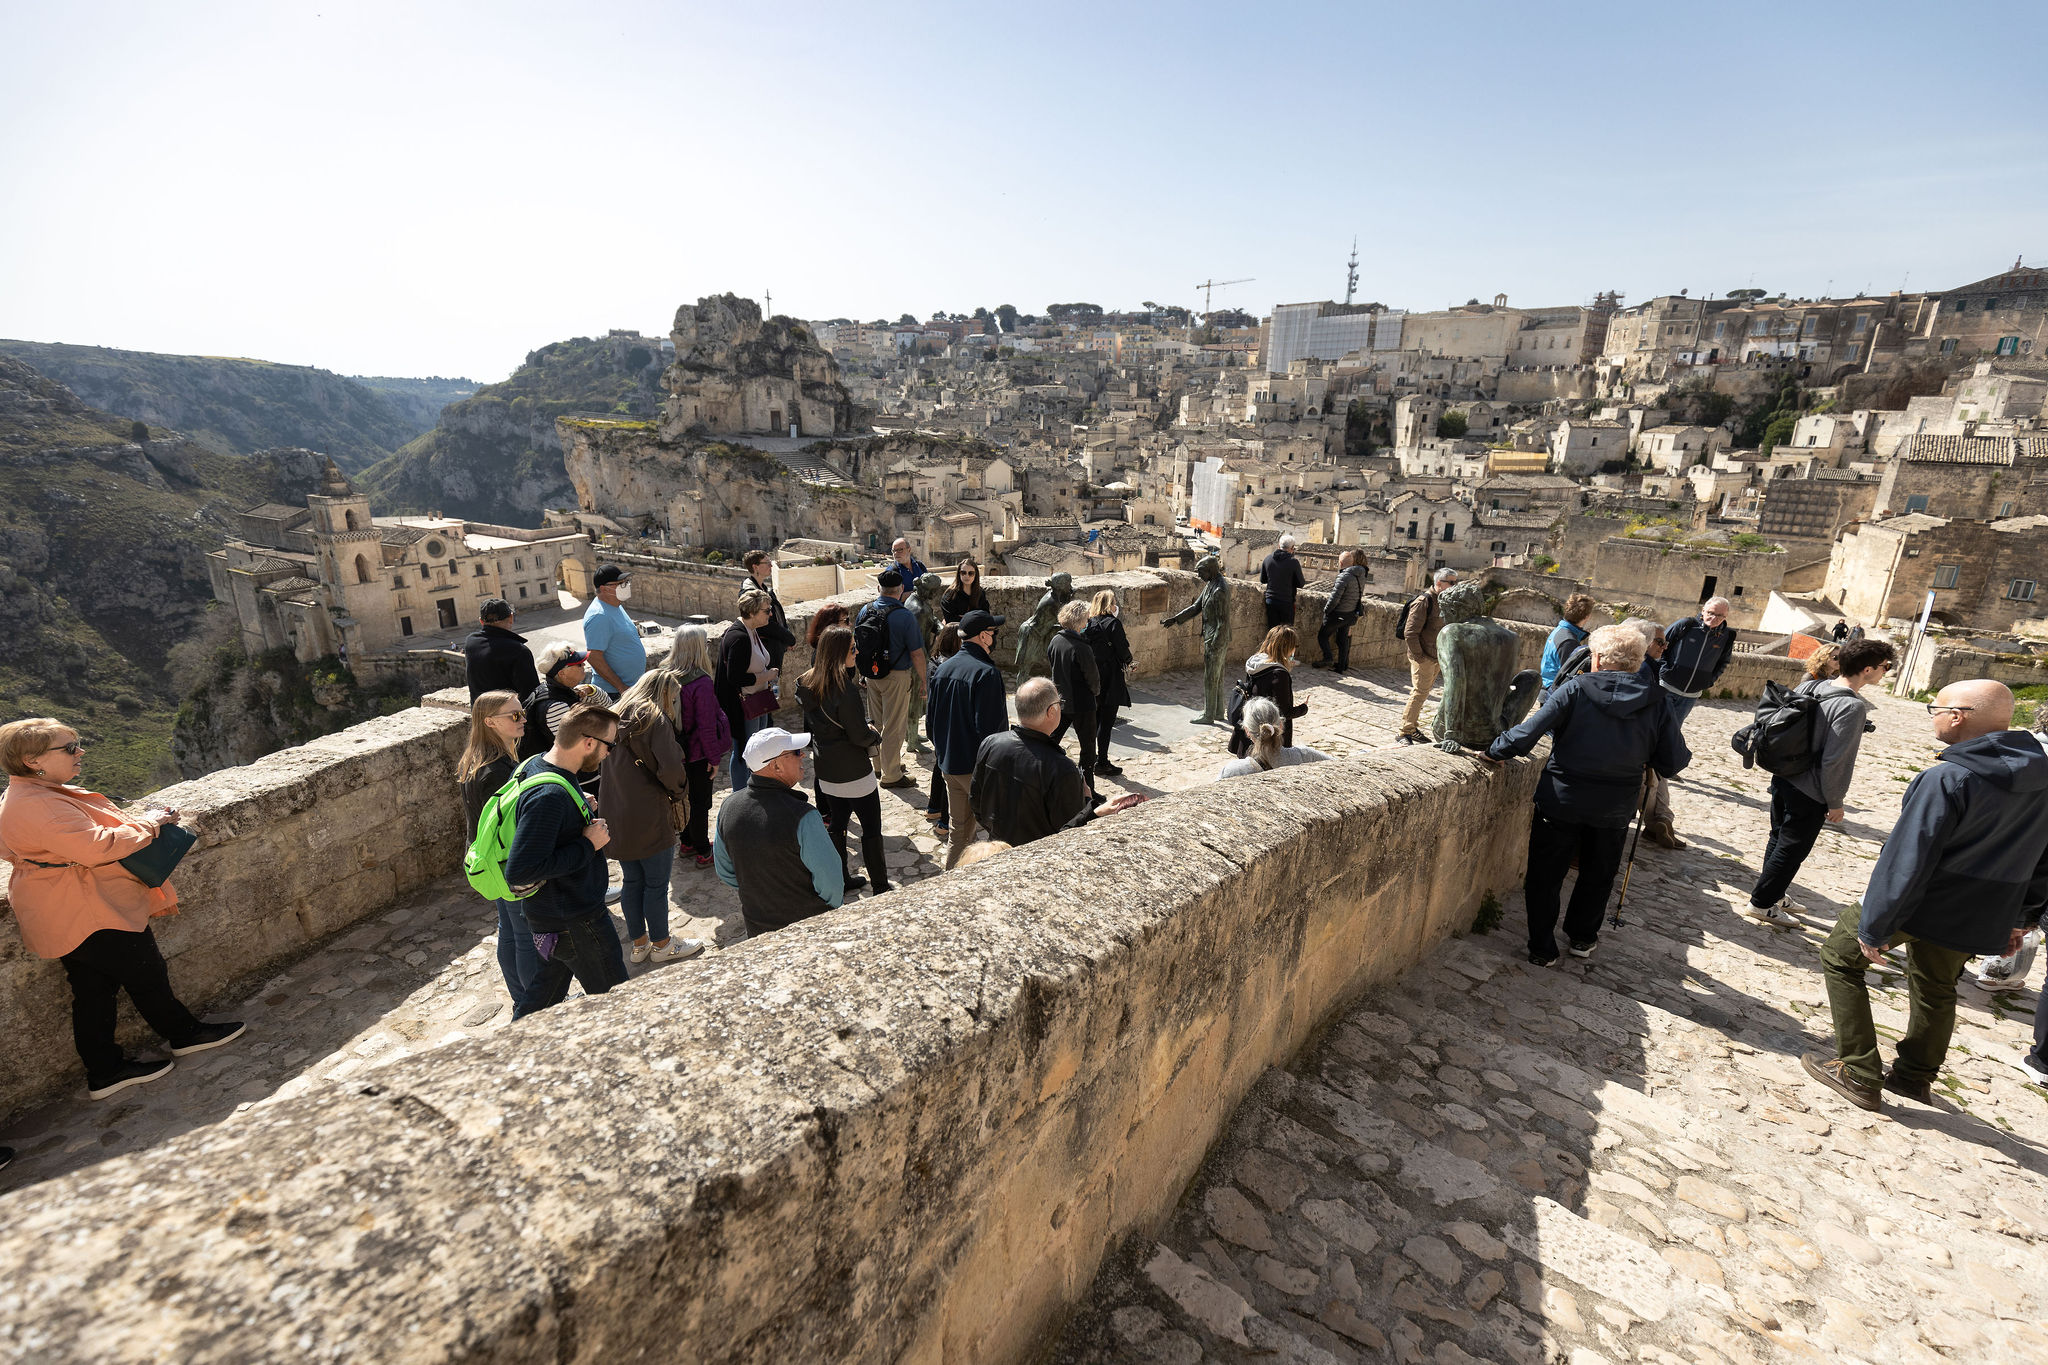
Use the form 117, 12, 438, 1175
1193, 277, 1253, 319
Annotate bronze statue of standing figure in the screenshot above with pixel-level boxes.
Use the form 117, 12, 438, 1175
1164, 555, 1233, 724
1014, 571, 1073, 677
1432, 581, 1539, 752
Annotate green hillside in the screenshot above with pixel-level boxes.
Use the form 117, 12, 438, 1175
358, 333, 667, 525
0, 357, 327, 799
347, 374, 478, 432
0, 340, 451, 474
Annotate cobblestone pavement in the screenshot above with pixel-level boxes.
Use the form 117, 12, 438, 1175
9, 667, 2048, 1365
1057, 682, 2048, 1365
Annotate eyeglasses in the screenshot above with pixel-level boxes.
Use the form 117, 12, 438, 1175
496, 711, 526, 724
1925, 703, 1975, 716
591, 735, 616, 752
45, 741, 83, 756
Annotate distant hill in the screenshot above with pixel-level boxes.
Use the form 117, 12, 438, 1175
358, 332, 667, 525
346, 374, 478, 432
0, 357, 330, 798
0, 340, 461, 473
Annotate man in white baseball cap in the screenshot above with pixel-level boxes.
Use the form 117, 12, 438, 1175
712, 727, 847, 935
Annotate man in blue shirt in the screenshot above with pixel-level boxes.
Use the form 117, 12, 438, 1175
714, 727, 846, 935
1540, 593, 1595, 692
890, 537, 929, 586
581, 563, 647, 697
862, 569, 929, 788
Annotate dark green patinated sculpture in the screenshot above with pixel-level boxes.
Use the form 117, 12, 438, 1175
1164, 555, 1233, 724
1015, 571, 1073, 678
1432, 581, 1539, 752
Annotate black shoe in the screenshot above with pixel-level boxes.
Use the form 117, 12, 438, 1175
1802, 1051, 1882, 1112
1331, 667, 1349, 676
1396, 732, 1423, 745
1528, 947, 1560, 967
87, 1057, 174, 1100
0, 1146, 13, 1172
169, 1021, 246, 1056
844, 873, 869, 892
1882, 1068, 1933, 1104
879, 776, 919, 790
1097, 761, 1124, 777
1567, 939, 1597, 960
1312, 659, 1332, 669
871, 883, 894, 896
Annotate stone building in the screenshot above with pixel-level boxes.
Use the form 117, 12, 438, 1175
1920, 261, 2048, 361
1873, 434, 2048, 518
1755, 468, 1882, 545
659, 294, 861, 439
207, 458, 591, 661
1639, 424, 1730, 474
1826, 512, 2048, 629
1548, 419, 1627, 474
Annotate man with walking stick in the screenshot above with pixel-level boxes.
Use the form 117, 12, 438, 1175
1486, 623, 1690, 965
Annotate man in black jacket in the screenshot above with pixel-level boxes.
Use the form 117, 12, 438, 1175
971, 678, 1141, 849
1046, 599, 1101, 790
1806, 680, 2048, 1110
1487, 623, 1691, 966
928, 609, 1009, 869
1658, 597, 1736, 726
741, 549, 797, 670
503, 702, 624, 1016
1259, 534, 1306, 628
464, 599, 540, 702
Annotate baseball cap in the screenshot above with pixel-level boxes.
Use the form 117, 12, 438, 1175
543, 646, 588, 677
959, 609, 1007, 637
593, 563, 629, 588
742, 726, 810, 770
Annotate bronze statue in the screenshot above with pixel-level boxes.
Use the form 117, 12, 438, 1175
1432, 581, 1538, 752
1014, 571, 1073, 678
1164, 555, 1233, 724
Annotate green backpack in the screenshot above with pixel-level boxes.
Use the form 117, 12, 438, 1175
464, 768, 591, 902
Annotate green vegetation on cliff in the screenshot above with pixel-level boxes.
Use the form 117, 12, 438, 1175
0, 339, 465, 473
359, 333, 667, 526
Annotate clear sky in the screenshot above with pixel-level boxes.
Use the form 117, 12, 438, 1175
3, 1, 2042, 382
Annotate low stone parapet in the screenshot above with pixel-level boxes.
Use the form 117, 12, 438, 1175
0, 746, 1540, 1363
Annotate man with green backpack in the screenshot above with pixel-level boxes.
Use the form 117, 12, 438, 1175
467, 700, 626, 1016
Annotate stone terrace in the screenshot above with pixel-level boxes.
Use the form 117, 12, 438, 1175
6, 666, 2048, 1365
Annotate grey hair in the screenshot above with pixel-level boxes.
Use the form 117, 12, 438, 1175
1058, 599, 1089, 629
736, 589, 771, 621
1587, 622, 1646, 671
1620, 616, 1663, 648
666, 624, 712, 675
536, 639, 582, 674
1242, 696, 1286, 767
1703, 595, 1732, 612
1433, 567, 1459, 585
1016, 675, 1059, 723
1277, 533, 1297, 550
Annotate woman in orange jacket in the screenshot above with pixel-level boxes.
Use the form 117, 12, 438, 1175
0, 718, 243, 1100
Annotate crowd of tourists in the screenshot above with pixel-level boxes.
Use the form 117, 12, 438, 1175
4, 547, 2045, 1157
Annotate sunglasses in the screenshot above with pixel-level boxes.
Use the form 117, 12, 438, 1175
591, 735, 617, 752
45, 741, 83, 756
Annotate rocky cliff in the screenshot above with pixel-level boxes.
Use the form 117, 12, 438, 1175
359, 333, 668, 526
663, 295, 862, 439
0, 358, 329, 798
0, 340, 456, 473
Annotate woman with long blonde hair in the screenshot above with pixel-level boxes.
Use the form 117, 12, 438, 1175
599, 670, 704, 965
797, 626, 889, 896
664, 624, 730, 865
457, 690, 544, 1015
1085, 588, 1133, 776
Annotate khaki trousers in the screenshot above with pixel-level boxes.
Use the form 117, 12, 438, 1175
1639, 770, 1672, 827
871, 669, 914, 783
1400, 656, 1438, 737
943, 771, 979, 870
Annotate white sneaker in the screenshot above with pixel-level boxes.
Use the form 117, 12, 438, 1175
2019, 1054, 2048, 1088
1745, 901, 1801, 927
629, 941, 653, 964
647, 939, 705, 964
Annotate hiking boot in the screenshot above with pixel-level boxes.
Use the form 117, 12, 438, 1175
87, 1057, 174, 1100
1882, 1068, 1933, 1104
1312, 658, 1332, 669
921, 809, 944, 823
1802, 1051, 1881, 1111
1567, 939, 1597, 959
169, 1021, 245, 1056
879, 776, 918, 790
1643, 821, 1687, 850
1396, 732, 1424, 746
647, 939, 704, 964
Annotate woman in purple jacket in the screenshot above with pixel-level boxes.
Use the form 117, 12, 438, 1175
664, 626, 732, 866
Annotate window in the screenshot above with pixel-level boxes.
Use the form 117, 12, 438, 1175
514, 557, 524, 570
2010, 580, 2037, 602
1940, 338, 1958, 354
1490, 540, 1507, 552
1807, 434, 1818, 445
1406, 521, 1418, 539
1905, 495, 1930, 513
1731, 586, 1743, 596
391, 576, 403, 590
419, 566, 430, 581
1997, 336, 2021, 356
400, 616, 414, 636
1442, 524, 1456, 542
355, 554, 373, 584
1714, 321, 1726, 339
1802, 317, 1816, 336
1984, 297, 1999, 311
518, 586, 528, 599
1931, 564, 1960, 589
1853, 315, 1869, 334
473, 564, 486, 577
1750, 318, 1768, 335
1845, 344, 1861, 363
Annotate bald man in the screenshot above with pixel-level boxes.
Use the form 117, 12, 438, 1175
1805, 680, 2048, 1111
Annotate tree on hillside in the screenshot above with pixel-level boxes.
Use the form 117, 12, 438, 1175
1345, 400, 1377, 458
1047, 302, 1105, 323
1664, 380, 1736, 429
1436, 410, 1469, 439
994, 304, 1019, 333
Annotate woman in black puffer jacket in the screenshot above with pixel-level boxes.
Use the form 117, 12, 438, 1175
795, 625, 890, 896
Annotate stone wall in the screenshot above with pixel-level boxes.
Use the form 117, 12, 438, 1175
1903, 636, 2048, 695
0, 746, 1543, 1364
0, 707, 469, 1119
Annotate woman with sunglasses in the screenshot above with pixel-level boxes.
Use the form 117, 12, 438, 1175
0, 718, 243, 1100
940, 559, 990, 624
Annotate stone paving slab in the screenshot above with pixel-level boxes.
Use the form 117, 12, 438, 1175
1054, 685, 2048, 1365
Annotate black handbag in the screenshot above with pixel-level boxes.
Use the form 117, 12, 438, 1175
119, 823, 197, 888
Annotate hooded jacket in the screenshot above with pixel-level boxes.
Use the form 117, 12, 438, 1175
1858, 731, 2048, 954
1540, 619, 1588, 688
597, 715, 692, 863
1229, 651, 1307, 756
673, 671, 732, 766
1659, 615, 1737, 697
1486, 670, 1692, 828
1259, 549, 1305, 611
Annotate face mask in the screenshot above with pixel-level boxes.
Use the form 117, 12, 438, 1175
615, 584, 633, 603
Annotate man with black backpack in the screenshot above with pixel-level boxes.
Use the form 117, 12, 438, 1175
1744, 638, 1896, 925
1396, 568, 1458, 745
856, 569, 928, 789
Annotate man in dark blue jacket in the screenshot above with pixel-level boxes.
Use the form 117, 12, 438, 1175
503, 702, 626, 1016
1258, 535, 1306, 629
927, 609, 1009, 868
1657, 598, 1736, 725
1487, 623, 1690, 965
1806, 680, 2048, 1110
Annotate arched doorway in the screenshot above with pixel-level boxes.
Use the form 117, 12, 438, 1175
355, 554, 373, 584
558, 556, 591, 598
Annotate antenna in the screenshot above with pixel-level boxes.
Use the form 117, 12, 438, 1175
1345, 237, 1359, 306
764, 288, 773, 319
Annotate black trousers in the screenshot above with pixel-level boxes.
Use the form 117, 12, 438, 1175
821, 788, 890, 890
1523, 808, 1629, 955
1050, 714, 1096, 786
1318, 610, 1358, 670
524, 912, 628, 1015
1264, 601, 1294, 629
679, 759, 715, 856
1094, 705, 1121, 764
926, 769, 948, 820
60, 926, 202, 1080
1750, 777, 1829, 909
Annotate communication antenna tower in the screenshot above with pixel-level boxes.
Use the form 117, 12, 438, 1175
1345, 237, 1359, 306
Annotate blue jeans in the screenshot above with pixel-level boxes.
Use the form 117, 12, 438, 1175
620, 846, 676, 943
1665, 691, 1699, 727
495, 899, 543, 1017
730, 713, 766, 789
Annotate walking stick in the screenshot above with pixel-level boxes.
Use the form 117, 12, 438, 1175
1609, 806, 1645, 929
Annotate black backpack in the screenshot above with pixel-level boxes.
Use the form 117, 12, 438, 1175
1731, 679, 1822, 775
853, 601, 896, 681
1397, 592, 1430, 641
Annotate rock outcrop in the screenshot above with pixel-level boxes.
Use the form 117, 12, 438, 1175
661, 294, 862, 439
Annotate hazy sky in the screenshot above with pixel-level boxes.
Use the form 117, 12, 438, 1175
4, 1, 2043, 382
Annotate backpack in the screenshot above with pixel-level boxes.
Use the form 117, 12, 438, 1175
1397, 592, 1430, 641
1554, 643, 1594, 688
464, 767, 591, 902
1730, 679, 1823, 776
853, 600, 897, 680
1226, 677, 1252, 730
